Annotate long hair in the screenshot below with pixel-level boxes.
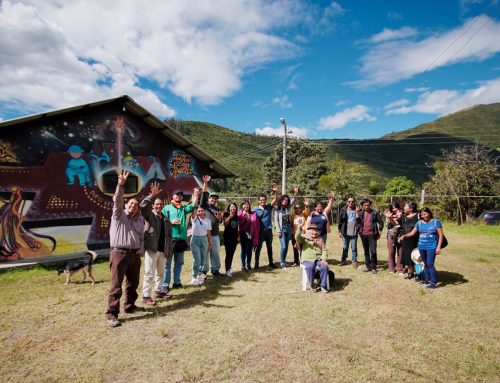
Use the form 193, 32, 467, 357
406, 201, 417, 213
278, 194, 291, 209
420, 207, 433, 219
240, 199, 252, 213
227, 202, 238, 212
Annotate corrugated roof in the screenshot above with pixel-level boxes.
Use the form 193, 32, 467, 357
0, 95, 236, 177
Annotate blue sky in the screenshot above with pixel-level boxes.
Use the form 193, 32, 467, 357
0, 0, 499, 139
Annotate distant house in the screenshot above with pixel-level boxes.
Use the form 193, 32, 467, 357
0, 95, 234, 262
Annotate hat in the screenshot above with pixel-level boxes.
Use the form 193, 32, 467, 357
209, 192, 219, 198
307, 223, 319, 231
411, 248, 422, 264
173, 190, 184, 196
67, 144, 84, 153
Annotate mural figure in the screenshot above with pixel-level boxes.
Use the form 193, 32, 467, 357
145, 156, 166, 182
0, 141, 19, 163
88, 148, 111, 180
0, 188, 56, 260
66, 144, 92, 187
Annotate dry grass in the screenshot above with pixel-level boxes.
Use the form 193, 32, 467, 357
1, 224, 499, 383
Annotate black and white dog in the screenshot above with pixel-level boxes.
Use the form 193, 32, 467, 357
58, 251, 98, 285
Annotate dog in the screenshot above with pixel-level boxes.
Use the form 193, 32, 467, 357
58, 251, 98, 285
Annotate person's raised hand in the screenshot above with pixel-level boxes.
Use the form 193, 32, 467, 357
150, 182, 162, 197
118, 170, 129, 186
271, 183, 278, 192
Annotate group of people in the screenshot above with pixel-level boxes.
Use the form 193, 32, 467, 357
105, 172, 445, 328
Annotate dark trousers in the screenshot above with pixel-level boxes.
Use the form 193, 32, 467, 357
291, 235, 300, 265
106, 249, 141, 318
224, 239, 238, 271
361, 236, 378, 270
255, 228, 274, 267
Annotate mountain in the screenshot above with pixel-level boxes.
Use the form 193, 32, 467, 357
168, 103, 500, 192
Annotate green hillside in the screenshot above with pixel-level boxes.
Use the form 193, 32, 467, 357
383, 103, 500, 149
168, 103, 499, 193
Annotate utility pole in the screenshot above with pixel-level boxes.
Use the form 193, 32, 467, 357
280, 117, 287, 195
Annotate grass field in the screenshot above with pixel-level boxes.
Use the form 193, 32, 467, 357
1, 223, 499, 382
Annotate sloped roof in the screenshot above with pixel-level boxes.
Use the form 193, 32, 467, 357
0, 95, 236, 177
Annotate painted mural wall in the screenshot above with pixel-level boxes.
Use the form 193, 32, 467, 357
0, 104, 211, 261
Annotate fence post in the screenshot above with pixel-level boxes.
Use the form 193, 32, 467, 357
420, 189, 425, 206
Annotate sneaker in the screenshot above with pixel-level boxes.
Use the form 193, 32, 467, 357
426, 283, 437, 289
363, 268, 370, 272
280, 262, 287, 269
212, 270, 222, 277
419, 279, 430, 285
352, 261, 358, 269
226, 269, 233, 277
371, 269, 378, 274
125, 305, 145, 314
143, 296, 156, 306
241, 267, 248, 272
339, 260, 347, 266
172, 283, 183, 289
320, 286, 329, 293
191, 277, 200, 286
197, 274, 206, 284
107, 317, 121, 328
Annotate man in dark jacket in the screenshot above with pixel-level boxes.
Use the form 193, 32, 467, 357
359, 199, 384, 274
140, 182, 172, 305
337, 196, 362, 268
200, 175, 223, 276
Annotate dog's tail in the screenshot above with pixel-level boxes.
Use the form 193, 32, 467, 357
85, 250, 98, 263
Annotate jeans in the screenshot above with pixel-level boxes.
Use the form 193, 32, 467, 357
191, 236, 208, 277
255, 228, 274, 267
142, 250, 166, 297
240, 233, 253, 268
361, 235, 378, 270
302, 260, 329, 289
278, 226, 291, 264
163, 250, 184, 288
341, 235, 358, 262
419, 248, 437, 284
203, 235, 221, 273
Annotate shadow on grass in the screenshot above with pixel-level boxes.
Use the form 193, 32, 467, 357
438, 270, 468, 287
120, 268, 262, 324
332, 277, 352, 291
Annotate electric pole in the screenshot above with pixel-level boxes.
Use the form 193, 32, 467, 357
280, 117, 287, 195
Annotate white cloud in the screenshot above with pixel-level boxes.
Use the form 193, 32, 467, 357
353, 15, 500, 88
256, 125, 308, 138
369, 27, 417, 43
272, 94, 293, 109
0, 0, 324, 117
385, 77, 500, 115
384, 98, 410, 110
405, 87, 430, 93
319, 105, 376, 130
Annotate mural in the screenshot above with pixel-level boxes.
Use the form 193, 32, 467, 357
0, 103, 213, 261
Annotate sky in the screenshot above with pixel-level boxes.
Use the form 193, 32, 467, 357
0, 0, 499, 139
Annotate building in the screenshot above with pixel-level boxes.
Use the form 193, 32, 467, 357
0, 95, 234, 263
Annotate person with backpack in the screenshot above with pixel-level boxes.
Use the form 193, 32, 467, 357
399, 207, 444, 289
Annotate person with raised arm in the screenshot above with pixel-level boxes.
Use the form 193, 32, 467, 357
105, 170, 145, 328
200, 175, 223, 277
139, 182, 172, 306
161, 187, 199, 291
306, 192, 336, 245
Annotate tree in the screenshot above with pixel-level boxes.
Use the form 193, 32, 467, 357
424, 143, 499, 224
318, 154, 360, 201
384, 176, 417, 199
368, 180, 380, 196
288, 156, 329, 196
263, 139, 327, 190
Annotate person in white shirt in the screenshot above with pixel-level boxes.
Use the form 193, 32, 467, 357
190, 207, 212, 285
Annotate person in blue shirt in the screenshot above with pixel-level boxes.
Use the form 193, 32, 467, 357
254, 184, 279, 269
399, 207, 444, 289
